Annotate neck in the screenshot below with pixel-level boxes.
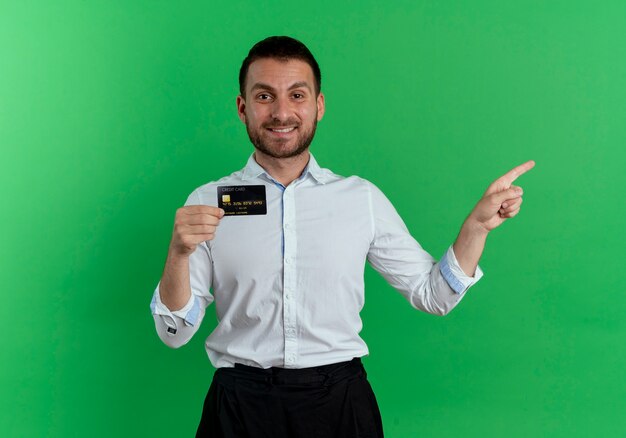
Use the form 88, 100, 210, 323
253, 149, 311, 187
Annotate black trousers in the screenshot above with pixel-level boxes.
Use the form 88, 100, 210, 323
196, 357, 384, 438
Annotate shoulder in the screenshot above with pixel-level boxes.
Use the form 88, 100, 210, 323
316, 164, 376, 191
341, 174, 384, 197
347, 176, 395, 209
312, 162, 390, 204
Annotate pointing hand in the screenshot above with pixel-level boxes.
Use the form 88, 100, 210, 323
467, 160, 536, 232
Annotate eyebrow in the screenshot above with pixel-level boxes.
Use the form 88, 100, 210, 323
250, 81, 312, 93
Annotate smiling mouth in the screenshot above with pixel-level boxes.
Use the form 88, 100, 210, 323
267, 126, 297, 133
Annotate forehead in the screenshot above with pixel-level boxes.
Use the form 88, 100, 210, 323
246, 58, 315, 91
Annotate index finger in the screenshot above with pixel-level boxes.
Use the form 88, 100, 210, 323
498, 160, 536, 185
181, 205, 224, 216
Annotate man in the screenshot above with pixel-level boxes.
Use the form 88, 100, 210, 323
150, 36, 534, 437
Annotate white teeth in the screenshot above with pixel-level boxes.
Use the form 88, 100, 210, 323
271, 127, 295, 133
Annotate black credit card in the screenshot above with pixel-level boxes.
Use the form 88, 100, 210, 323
217, 185, 267, 216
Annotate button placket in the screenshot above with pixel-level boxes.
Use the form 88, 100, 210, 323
282, 184, 298, 367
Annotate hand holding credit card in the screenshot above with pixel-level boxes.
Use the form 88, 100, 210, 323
169, 205, 225, 257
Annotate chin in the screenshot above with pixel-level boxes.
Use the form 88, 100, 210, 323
255, 140, 305, 158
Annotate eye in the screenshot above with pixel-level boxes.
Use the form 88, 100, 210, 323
257, 93, 272, 101
293, 93, 304, 99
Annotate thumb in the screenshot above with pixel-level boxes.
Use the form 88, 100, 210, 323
491, 185, 523, 205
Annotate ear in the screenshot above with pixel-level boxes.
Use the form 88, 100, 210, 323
316, 92, 325, 121
236, 95, 246, 124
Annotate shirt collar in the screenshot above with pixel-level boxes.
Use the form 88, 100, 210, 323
241, 152, 330, 185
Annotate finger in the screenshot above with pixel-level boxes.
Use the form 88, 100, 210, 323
187, 224, 217, 235
180, 205, 225, 217
491, 186, 523, 206
500, 197, 523, 213
184, 213, 221, 226
499, 206, 521, 218
175, 224, 217, 236
496, 160, 535, 186
499, 185, 522, 206
500, 203, 520, 214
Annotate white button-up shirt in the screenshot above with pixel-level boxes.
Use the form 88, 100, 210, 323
150, 153, 483, 369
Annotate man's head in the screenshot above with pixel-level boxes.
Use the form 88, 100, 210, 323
236, 36, 325, 160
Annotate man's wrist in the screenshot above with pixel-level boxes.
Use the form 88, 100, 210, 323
167, 246, 191, 264
462, 216, 490, 238
452, 217, 489, 277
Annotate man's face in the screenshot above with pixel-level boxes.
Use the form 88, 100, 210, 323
237, 58, 325, 159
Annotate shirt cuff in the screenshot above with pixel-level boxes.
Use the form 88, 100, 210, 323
439, 245, 484, 294
150, 283, 201, 332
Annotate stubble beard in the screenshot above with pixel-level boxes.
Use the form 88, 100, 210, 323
246, 117, 318, 159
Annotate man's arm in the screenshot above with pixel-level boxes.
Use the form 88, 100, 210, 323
453, 160, 535, 276
150, 197, 224, 348
365, 180, 480, 316
163, 203, 223, 305
160, 252, 193, 311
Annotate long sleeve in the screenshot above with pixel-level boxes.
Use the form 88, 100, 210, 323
365, 181, 483, 316
149, 190, 215, 348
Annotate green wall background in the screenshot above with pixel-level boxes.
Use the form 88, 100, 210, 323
2, 1, 625, 436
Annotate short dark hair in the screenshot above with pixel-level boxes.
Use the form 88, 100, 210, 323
239, 36, 322, 97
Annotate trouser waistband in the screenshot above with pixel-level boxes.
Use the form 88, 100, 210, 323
215, 357, 365, 386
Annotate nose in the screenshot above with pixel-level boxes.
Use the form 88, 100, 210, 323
270, 97, 292, 122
